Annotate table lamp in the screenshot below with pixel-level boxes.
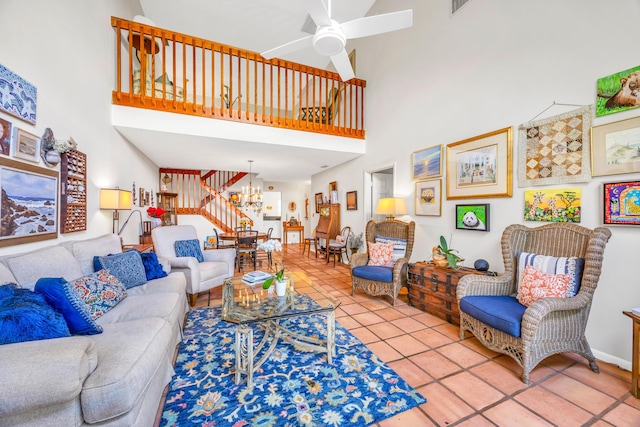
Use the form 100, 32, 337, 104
375, 197, 407, 220
100, 188, 133, 233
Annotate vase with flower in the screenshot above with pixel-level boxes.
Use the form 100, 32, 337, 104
261, 261, 287, 296
147, 206, 166, 228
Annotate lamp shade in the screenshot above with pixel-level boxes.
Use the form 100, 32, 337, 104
99, 188, 132, 210
375, 197, 407, 219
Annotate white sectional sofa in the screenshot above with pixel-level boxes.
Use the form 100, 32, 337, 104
0, 234, 189, 427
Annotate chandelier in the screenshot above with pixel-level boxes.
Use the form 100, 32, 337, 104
241, 160, 262, 212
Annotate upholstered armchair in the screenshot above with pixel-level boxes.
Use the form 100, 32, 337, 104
152, 225, 235, 305
457, 223, 611, 384
351, 220, 415, 306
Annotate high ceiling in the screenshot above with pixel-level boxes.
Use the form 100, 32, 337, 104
118, 0, 377, 182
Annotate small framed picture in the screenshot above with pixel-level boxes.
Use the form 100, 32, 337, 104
12, 128, 40, 163
412, 145, 442, 180
346, 191, 357, 210
415, 179, 441, 216
603, 180, 640, 225
315, 192, 323, 213
139, 187, 146, 207
455, 204, 490, 231
0, 117, 12, 156
591, 115, 640, 176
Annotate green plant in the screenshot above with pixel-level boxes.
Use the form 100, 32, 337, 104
433, 235, 463, 268
262, 261, 285, 289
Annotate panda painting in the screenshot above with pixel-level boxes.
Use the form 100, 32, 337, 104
457, 205, 489, 231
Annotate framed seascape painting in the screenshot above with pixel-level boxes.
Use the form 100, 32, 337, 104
415, 179, 441, 216
446, 127, 513, 199
412, 145, 442, 180
596, 65, 640, 117
455, 204, 490, 231
591, 115, 640, 176
0, 157, 58, 247
524, 188, 582, 223
12, 128, 39, 163
603, 180, 640, 225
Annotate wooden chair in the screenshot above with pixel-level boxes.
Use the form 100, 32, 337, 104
235, 230, 258, 272
327, 226, 351, 266
457, 223, 611, 384
300, 86, 343, 125
303, 227, 317, 258
350, 220, 415, 306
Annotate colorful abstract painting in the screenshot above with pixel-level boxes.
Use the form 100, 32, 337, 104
603, 180, 640, 225
0, 64, 37, 125
524, 187, 581, 223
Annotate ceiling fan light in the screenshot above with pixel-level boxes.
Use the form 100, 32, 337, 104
313, 25, 345, 56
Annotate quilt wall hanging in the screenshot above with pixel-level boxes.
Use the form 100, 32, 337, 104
0, 64, 37, 125
518, 105, 592, 187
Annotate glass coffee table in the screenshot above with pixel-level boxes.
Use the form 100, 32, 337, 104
221, 275, 341, 386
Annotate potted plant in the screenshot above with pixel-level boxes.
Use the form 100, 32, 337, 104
262, 261, 286, 296
348, 232, 363, 255
432, 235, 463, 268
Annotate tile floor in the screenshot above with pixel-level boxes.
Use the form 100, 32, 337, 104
157, 245, 640, 427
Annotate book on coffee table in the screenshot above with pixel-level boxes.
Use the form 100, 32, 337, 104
242, 270, 273, 284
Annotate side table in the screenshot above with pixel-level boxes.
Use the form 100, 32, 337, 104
623, 311, 640, 398
122, 243, 154, 253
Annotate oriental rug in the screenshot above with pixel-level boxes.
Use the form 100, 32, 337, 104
161, 307, 426, 426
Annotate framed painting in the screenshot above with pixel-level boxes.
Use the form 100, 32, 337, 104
446, 127, 512, 199
412, 145, 442, 180
0, 64, 37, 124
346, 191, 357, 210
524, 187, 582, 223
455, 204, 490, 231
603, 180, 640, 225
0, 157, 58, 247
12, 128, 39, 163
228, 191, 241, 206
139, 187, 146, 207
596, 65, 640, 117
0, 117, 12, 156
518, 106, 592, 186
315, 192, 323, 213
591, 115, 640, 176
415, 179, 442, 216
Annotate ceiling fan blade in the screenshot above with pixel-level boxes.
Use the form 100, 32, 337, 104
342, 9, 413, 40
261, 35, 313, 59
305, 0, 331, 27
330, 49, 355, 82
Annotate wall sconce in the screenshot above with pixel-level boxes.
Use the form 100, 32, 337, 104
375, 197, 407, 220
100, 188, 133, 233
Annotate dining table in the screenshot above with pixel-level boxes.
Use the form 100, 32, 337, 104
219, 231, 269, 243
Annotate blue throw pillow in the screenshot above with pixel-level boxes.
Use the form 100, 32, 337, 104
0, 284, 71, 344
70, 270, 127, 320
175, 239, 204, 262
35, 278, 103, 335
140, 252, 168, 280
93, 251, 147, 289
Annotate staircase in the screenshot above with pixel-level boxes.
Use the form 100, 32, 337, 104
159, 168, 252, 232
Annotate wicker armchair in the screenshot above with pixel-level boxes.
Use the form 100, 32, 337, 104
350, 219, 415, 306
457, 223, 611, 384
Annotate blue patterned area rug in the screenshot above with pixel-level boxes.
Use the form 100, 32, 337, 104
161, 307, 426, 426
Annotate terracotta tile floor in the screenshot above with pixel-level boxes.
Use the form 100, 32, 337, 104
156, 245, 639, 426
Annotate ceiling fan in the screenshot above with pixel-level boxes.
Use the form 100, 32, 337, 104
260, 0, 413, 82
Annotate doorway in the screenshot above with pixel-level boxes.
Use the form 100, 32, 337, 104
365, 166, 394, 221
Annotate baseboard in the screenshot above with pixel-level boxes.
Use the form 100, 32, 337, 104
593, 348, 631, 372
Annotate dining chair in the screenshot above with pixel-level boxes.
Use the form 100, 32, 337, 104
302, 227, 317, 258
327, 226, 351, 266
235, 229, 258, 272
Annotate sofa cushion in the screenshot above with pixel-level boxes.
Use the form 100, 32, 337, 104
6, 246, 83, 291
93, 251, 147, 289
81, 317, 172, 424
71, 270, 127, 320
69, 234, 122, 276
126, 272, 187, 297
516, 251, 585, 297
140, 252, 168, 280
34, 278, 103, 335
0, 284, 70, 344
375, 235, 407, 262
199, 260, 231, 283
459, 295, 527, 337
517, 264, 571, 307
367, 241, 394, 267
96, 292, 181, 327
352, 265, 393, 282
0, 263, 18, 285
175, 239, 204, 262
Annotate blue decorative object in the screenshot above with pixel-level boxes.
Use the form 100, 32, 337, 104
0, 284, 70, 344
474, 259, 490, 271
93, 251, 147, 288
34, 278, 103, 335
174, 239, 204, 262
459, 295, 527, 337
140, 252, 168, 280
162, 307, 426, 426
0, 64, 37, 124
70, 270, 127, 320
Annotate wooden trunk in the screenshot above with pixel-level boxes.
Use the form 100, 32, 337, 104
408, 262, 490, 325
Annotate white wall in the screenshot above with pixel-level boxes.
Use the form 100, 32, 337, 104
314, 0, 640, 368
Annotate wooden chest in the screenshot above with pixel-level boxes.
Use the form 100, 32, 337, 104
408, 262, 491, 325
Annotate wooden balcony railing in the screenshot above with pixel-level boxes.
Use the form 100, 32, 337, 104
112, 17, 365, 138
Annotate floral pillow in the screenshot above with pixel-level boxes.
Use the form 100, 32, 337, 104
517, 264, 571, 307
367, 242, 395, 267
71, 270, 127, 320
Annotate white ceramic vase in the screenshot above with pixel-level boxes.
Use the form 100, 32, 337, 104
275, 280, 286, 297
151, 218, 162, 229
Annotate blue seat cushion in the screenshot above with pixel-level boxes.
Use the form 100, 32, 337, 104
352, 265, 393, 282
459, 295, 527, 337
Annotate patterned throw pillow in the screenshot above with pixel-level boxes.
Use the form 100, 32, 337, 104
516, 251, 585, 297
93, 251, 147, 289
175, 239, 204, 262
367, 242, 395, 267
517, 264, 571, 307
375, 235, 407, 262
71, 270, 127, 320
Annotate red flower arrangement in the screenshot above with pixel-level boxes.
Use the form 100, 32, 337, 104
147, 206, 166, 218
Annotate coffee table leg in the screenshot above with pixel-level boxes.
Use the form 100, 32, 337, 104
235, 325, 254, 386
327, 310, 336, 363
